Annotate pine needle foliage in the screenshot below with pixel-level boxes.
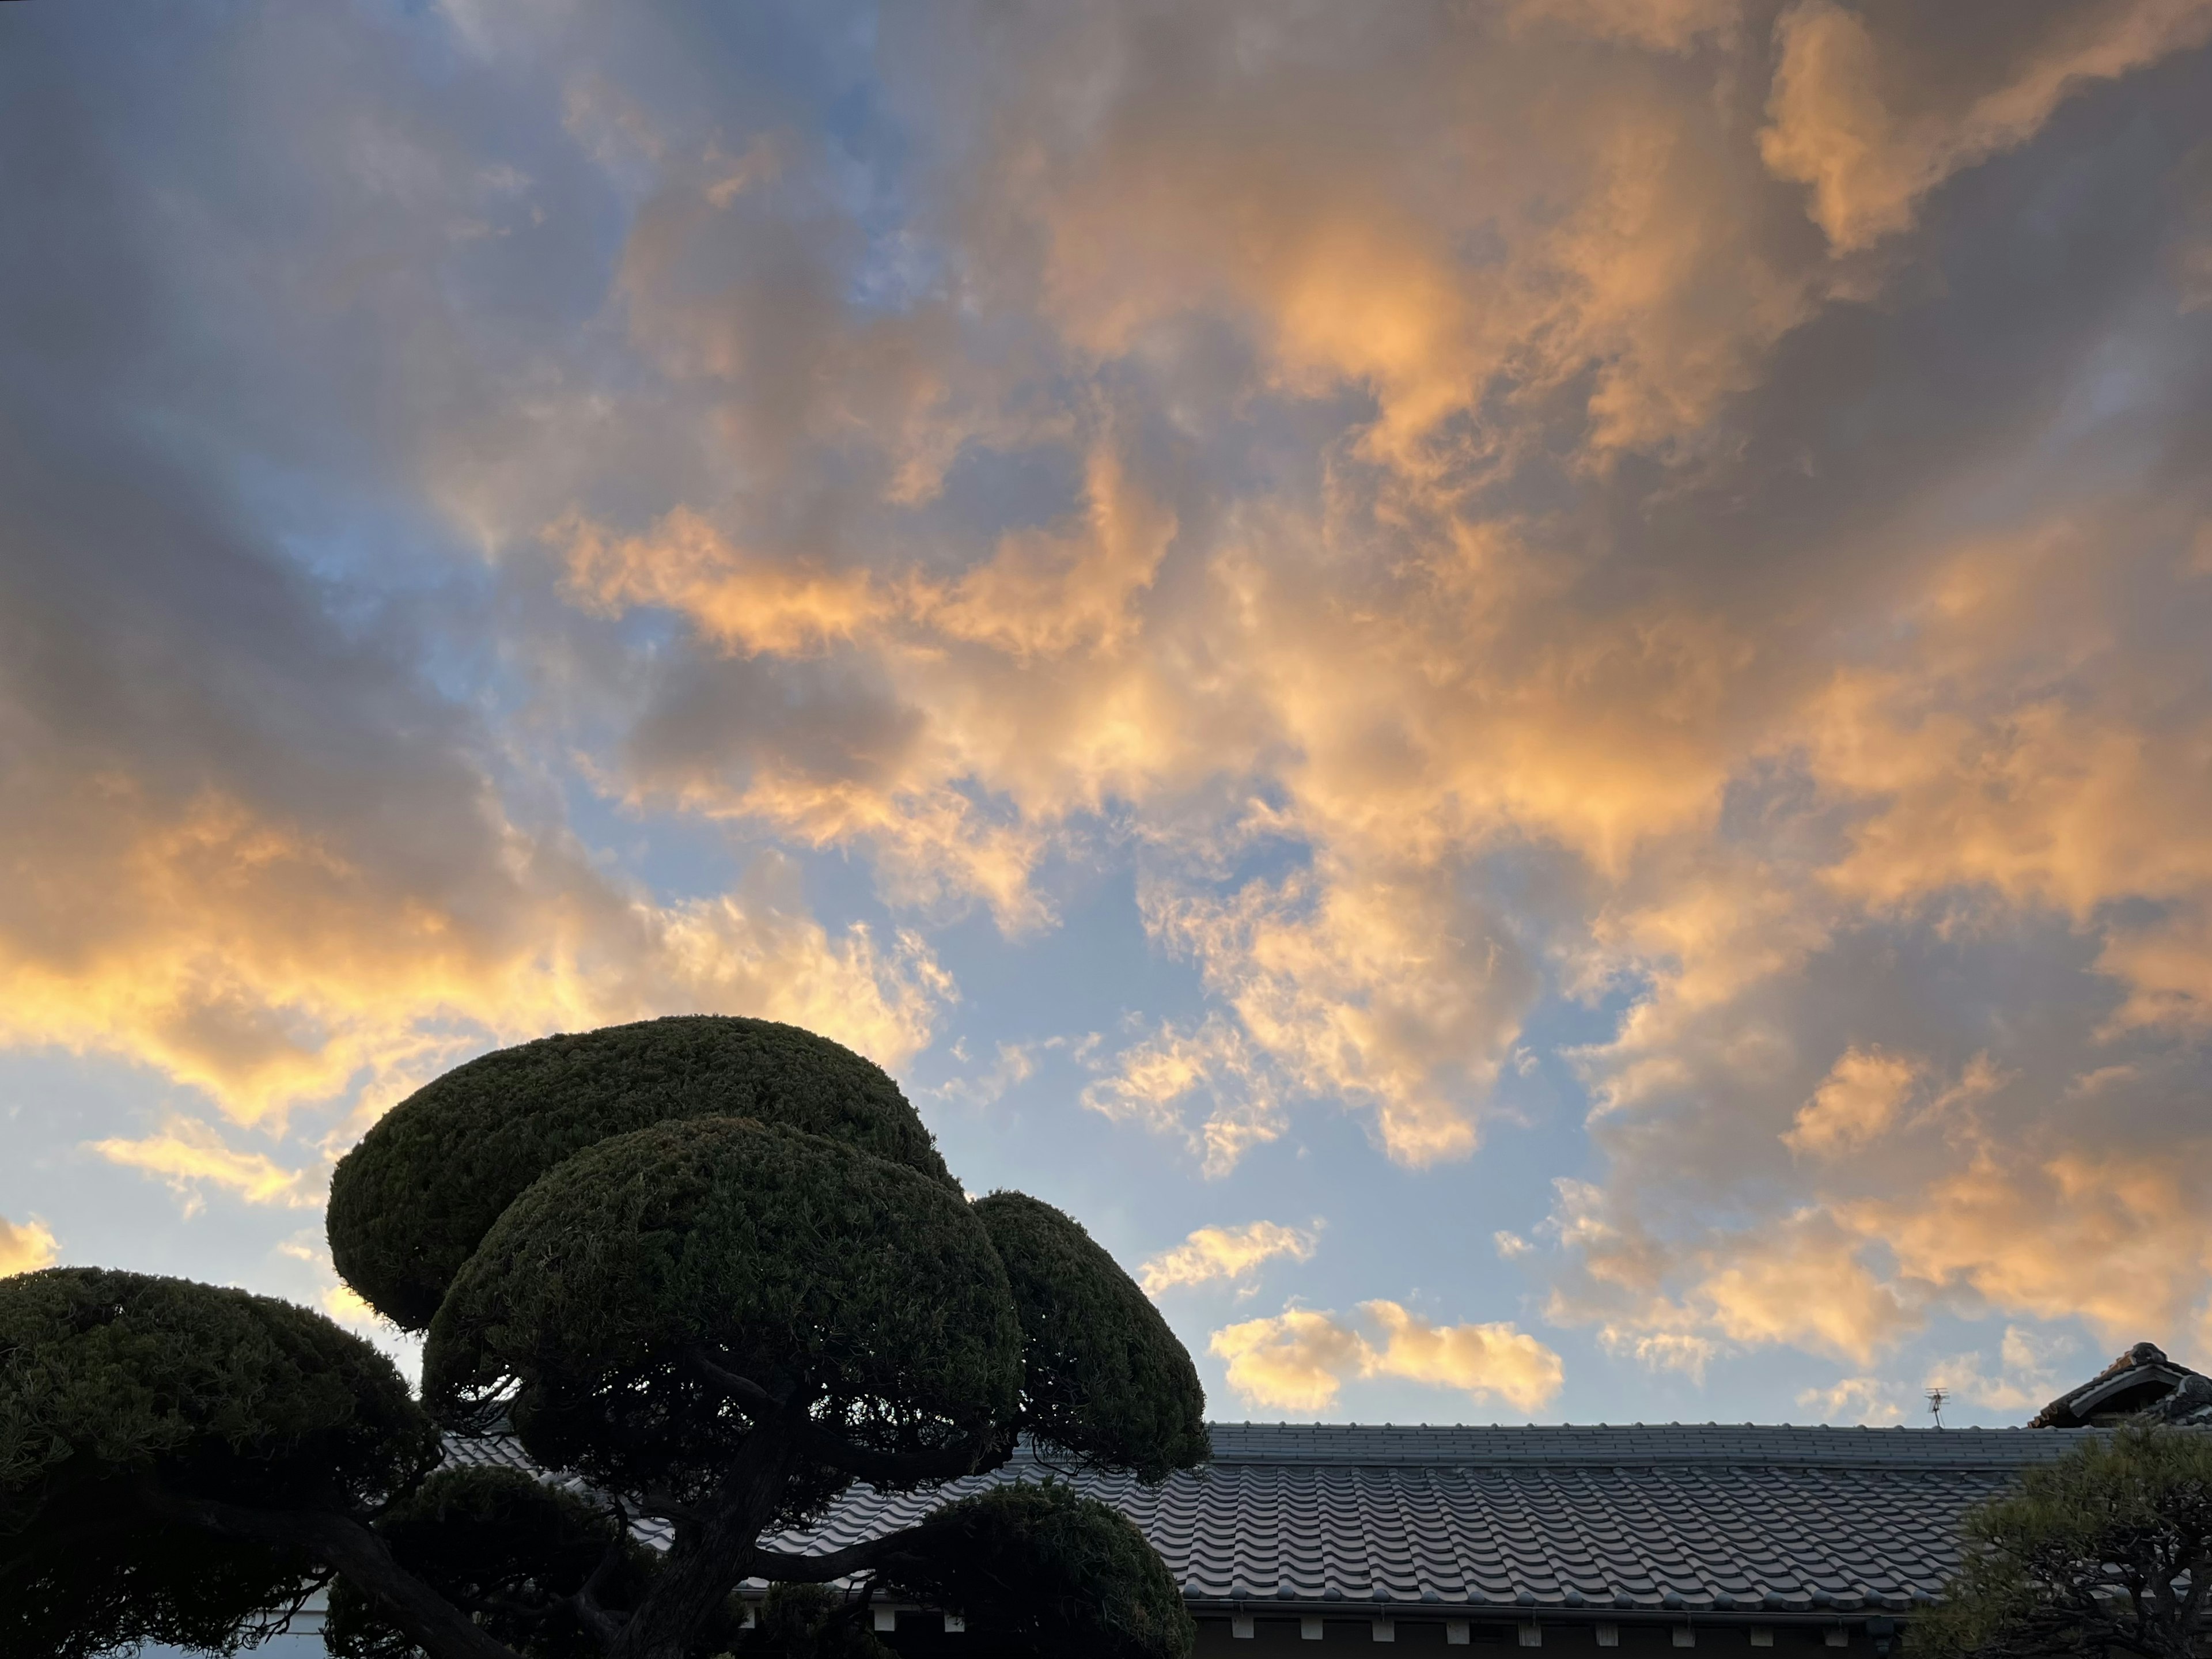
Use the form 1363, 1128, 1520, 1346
1915, 1426, 2212, 1659
971, 1193, 1207, 1482
882, 1482, 1195, 1659
423, 1116, 1024, 1503
3, 1017, 1206, 1659
741, 1584, 889, 1659
329, 1017, 957, 1330
1, 1267, 438, 1657
324, 1467, 661, 1659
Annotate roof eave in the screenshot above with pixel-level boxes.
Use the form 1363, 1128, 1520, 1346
1184, 1601, 1925, 1624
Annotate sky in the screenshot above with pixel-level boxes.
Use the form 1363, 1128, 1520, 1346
3, 0, 2211, 1435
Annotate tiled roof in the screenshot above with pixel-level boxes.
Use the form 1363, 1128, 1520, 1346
2029, 1342, 2212, 1429
452, 1423, 2109, 1623
745, 1425, 2097, 1620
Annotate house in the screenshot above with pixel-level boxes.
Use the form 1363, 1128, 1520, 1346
715, 1422, 2089, 1659
717, 1342, 2212, 1658
2027, 1341, 2212, 1429
234, 1342, 2210, 1658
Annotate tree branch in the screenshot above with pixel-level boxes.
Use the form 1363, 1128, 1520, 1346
567, 1495, 635, 1650
138, 1484, 525, 1659
609, 1411, 819, 1659
687, 1349, 1012, 1484
746, 1524, 934, 1585
689, 1348, 789, 1416
637, 1486, 706, 1527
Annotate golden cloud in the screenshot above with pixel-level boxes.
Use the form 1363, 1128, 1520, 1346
1838, 1145, 2212, 1346
558, 506, 889, 657
0, 1215, 58, 1277
10, 0, 2212, 1387
1505, 0, 1741, 52
1785, 1046, 1921, 1156
1139, 1219, 1320, 1296
1211, 1302, 1566, 1415
88, 1117, 318, 1211
1210, 1308, 1372, 1415
0, 767, 948, 1128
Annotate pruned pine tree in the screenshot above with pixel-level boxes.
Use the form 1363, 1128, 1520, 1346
1916, 1425, 2212, 1659
1, 1017, 1209, 1659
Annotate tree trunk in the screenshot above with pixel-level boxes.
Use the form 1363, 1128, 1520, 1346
608, 1427, 798, 1659
145, 1486, 522, 1659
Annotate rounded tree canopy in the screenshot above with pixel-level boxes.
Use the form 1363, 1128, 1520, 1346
885, 1482, 1195, 1659
971, 1192, 1209, 1482
1914, 1425, 2212, 1659
0, 1267, 435, 1520
423, 1117, 1024, 1493
0, 1267, 437, 1658
328, 1016, 956, 1330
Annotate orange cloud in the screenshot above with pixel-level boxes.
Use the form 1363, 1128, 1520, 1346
1761, 0, 2212, 251
13, 0, 2212, 1389
1838, 1146, 2212, 1347
908, 444, 1177, 660
1785, 1046, 1921, 1156
558, 506, 888, 657
0, 770, 948, 1127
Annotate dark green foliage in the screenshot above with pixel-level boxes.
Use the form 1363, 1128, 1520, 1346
9, 1024, 1206, 1659
0, 1266, 437, 1521
742, 1584, 891, 1659
1916, 1426, 2212, 1659
423, 1118, 1024, 1499
1, 1268, 438, 1658
2, 1516, 321, 1659
970, 1194, 1209, 1482
329, 1017, 956, 1330
324, 1466, 657, 1659
884, 1482, 1195, 1659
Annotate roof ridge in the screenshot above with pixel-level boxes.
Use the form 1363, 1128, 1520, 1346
1187, 1421, 2108, 1469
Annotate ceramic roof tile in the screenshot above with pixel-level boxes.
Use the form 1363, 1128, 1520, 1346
449, 1422, 2127, 1615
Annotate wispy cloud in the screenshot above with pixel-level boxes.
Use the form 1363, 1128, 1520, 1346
1140, 1219, 1321, 1296
88, 1118, 319, 1213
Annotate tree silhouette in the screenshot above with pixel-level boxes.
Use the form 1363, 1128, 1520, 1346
1916, 1425, 2212, 1659
2, 1017, 1207, 1659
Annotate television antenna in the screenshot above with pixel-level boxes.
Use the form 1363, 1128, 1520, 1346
1926, 1387, 1948, 1428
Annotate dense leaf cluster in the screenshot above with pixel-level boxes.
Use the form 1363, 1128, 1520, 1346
425, 1116, 1024, 1503
329, 1017, 956, 1330
741, 1584, 889, 1659
972, 1194, 1209, 1482
1, 1267, 437, 1658
324, 1467, 661, 1659
1916, 1426, 2212, 1659
884, 1482, 1195, 1659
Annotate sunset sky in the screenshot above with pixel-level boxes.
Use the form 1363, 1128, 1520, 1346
5, 0, 2212, 1430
